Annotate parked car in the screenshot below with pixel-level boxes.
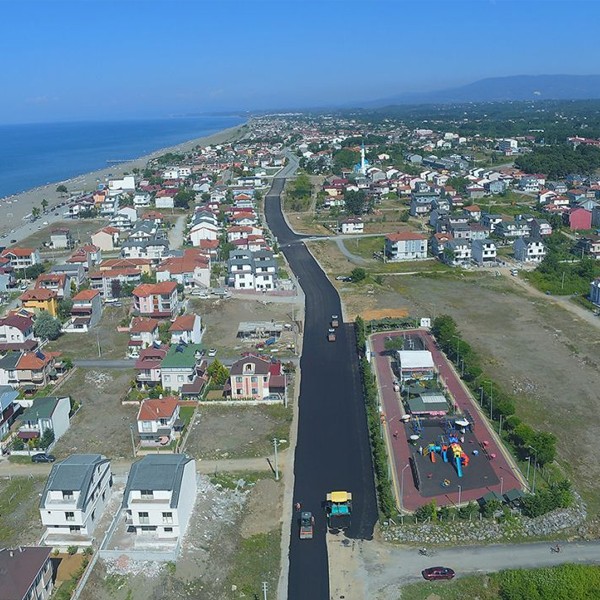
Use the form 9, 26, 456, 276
422, 567, 455, 581
207, 348, 217, 357
31, 453, 56, 463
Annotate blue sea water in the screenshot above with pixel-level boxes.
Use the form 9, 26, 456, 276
0, 116, 245, 198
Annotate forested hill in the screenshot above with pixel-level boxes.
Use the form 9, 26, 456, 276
514, 145, 600, 179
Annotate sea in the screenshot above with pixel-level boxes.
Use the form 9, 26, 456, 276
0, 115, 246, 199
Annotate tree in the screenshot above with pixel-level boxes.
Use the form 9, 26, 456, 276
350, 268, 366, 283
58, 299, 73, 322
41, 198, 48, 213
32, 207, 41, 220
111, 279, 122, 299
344, 190, 367, 216
207, 359, 229, 386
33, 312, 62, 340
39, 428, 55, 450
174, 189, 195, 209
56, 184, 68, 195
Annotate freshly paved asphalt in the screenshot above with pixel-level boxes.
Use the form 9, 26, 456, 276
265, 178, 378, 600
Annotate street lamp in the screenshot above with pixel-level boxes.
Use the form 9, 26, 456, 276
457, 484, 462, 506
401, 463, 410, 510
525, 456, 531, 483
452, 335, 460, 365
500, 476, 504, 497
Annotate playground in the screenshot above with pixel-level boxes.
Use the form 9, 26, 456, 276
402, 415, 500, 499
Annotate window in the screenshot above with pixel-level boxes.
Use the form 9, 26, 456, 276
164, 375, 171, 382
142, 421, 152, 432
251, 388, 258, 395
62, 490, 74, 501
91, 510, 96, 522
140, 490, 153, 499
69, 525, 81, 533
65, 512, 75, 522
164, 527, 173, 533
177, 375, 184, 382
235, 376, 242, 383
138, 511, 150, 524
162, 512, 173, 524
251, 376, 257, 383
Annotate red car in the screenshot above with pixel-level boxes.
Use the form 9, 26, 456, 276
422, 567, 455, 581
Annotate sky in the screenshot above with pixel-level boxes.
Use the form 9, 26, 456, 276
1, 0, 599, 124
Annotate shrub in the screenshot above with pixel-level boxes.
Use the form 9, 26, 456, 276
67, 545, 78, 555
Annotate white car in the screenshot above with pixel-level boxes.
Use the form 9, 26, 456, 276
207, 349, 217, 357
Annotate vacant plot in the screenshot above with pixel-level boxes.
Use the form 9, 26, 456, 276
0, 475, 46, 546
52, 368, 137, 459
190, 296, 302, 357
47, 302, 131, 360
20, 219, 103, 252
184, 404, 293, 460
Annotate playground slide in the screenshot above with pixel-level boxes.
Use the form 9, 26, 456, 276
461, 452, 469, 466
430, 451, 436, 463
455, 455, 463, 477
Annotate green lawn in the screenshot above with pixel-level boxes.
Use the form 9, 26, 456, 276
0, 476, 46, 545
344, 236, 385, 260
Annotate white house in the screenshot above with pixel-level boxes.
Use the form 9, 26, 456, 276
17, 396, 71, 447
169, 314, 203, 345
227, 249, 278, 291
189, 223, 220, 245
122, 454, 197, 540
514, 237, 546, 263
444, 239, 471, 266
108, 175, 135, 192
471, 239, 497, 265
155, 192, 175, 209
133, 192, 151, 208
385, 232, 428, 261
339, 217, 364, 234
40, 454, 113, 543
136, 396, 181, 444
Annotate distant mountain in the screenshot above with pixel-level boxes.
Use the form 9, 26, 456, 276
362, 75, 600, 107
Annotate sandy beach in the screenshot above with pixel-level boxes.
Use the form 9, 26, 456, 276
0, 122, 247, 239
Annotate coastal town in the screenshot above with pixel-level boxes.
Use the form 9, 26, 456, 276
1, 111, 600, 600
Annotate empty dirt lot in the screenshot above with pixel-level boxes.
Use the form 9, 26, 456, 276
53, 368, 138, 460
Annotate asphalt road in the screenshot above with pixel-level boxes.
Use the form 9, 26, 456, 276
265, 178, 378, 599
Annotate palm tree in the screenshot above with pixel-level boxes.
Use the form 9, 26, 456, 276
41, 198, 48, 213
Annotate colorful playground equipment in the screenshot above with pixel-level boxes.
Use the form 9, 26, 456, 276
422, 436, 470, 477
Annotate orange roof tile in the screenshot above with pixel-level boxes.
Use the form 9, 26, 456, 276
137, 396, 179, 420
132, 281, 177, 297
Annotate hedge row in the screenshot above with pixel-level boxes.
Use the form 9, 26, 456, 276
355, 316, 395, 518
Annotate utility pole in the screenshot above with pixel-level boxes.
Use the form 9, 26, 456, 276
96, 330, 102, 358
262, 581, 268, 600
129, 424, 136, 458
273, 438, 279, 481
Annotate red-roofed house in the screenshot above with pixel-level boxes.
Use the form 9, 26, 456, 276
91, 227, 121, 252
1, 248, 40, 269
136, 396, 181, 445
19, 289, 59, 317
13, 350, 60, 389
128, 317, 160, 358
35, 273, 69, 300
89, 268, 142, 299
135, 346, 169, 388
385, 232, 428, 261
67, 244, 102, 270
132, 281, 179, 319
0, 314, 37, 352
63, 289, 102, 333
169, 314, 203, 345
226, 355, 286, 400
156, 253, 210, 290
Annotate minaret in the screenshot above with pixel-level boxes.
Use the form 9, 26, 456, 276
360, 143, 366, 176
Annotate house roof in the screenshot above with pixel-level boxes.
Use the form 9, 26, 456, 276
161, 344, 202, 369
0, 546, 52, 600
386, 231, 426, 243
133, 281, 177, 297
17, 350, 53, 371
230, 355, 271, 376
169, 314, 197, 332
1, 247, 35, 258
0, 314, 33, 332
20, 289, 57, 302
20, 396, 63, 422
398, 350, 434, 370
137, 396, 179, 421
122, 454, 194, 509
72, 289, 100, 301
130, 316, 158, 333
40, 454, 109, 510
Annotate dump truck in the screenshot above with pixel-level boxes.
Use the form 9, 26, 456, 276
331, 315, 340, 328
327, 328, 336, 342
299, 511, 314, 539
325, 490, 352, 531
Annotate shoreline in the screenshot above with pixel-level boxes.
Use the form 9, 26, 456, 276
0, 121, 248, 237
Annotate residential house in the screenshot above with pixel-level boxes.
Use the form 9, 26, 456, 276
472, 239, 498, 265
50, 228, 74, 250
63, 289, 102, 333
49, 263, 86, 289
590, 278, 600, 305
160, 343, 204, 393
443, 239, 471, 266
133, 281, 179, 319
409, 193, 435, 217
463, 205, 482, 221
1, 247, 40, 270
154, 190, 176, 209
481, 213, 503, 232
465, 185, 486, 200
110, 206, 138, 230
384, 232, 428, 261
0, 264, 15, 292
0, 546, 54, 600
15, 350, 60, 390
429, 232, 453, 257
567, 207, 592, 231
120, 238, 169, 264
495, 219, 531, 238
135, 345, 168, 389
189, 221, 220, 246
530, 218, 553, 237
19, 289, 58, 317
339, 217, 364, 234
35, 273, 69, 300
108, 175, 135, 192
514, 237, 547, 263
40, 454, 113, 542
0, 314, 36, 351
0, 385, 19, 439
156, 251, 211, 290
578, 235, 600, 260
122, 454, 196, 540
99, 257, 152, 275
128, 317, 160, 358
449, 223, 472, 240
67, 245, 102, 271
89, 268, 141, 300
133, 192, 151, 209
227, 355, 286, 400
485, 180, 507, 194
227, 249, 278, 291
468, 222, 489, 241
169, 314, 203, 345
136, 397, 181, 444
91, 226, 121, 252
17, 395, 70, 444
